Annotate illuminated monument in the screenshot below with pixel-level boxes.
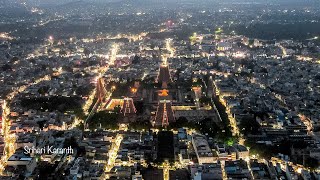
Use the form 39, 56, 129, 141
154, 56, 175, 127
121, 97, 137, 116
96, 77, 108, 102
154, 100, 174, 127
157, 56, 172, 88
154, 89, 175, 127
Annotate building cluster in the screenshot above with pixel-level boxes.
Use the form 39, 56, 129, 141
207, 34, 320, 167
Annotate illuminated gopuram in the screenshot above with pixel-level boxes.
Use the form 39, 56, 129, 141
96, 77, 108, 102
121, 97, 137, 116
154, 100, 175, 127
153, 55, 176, 127
154, 88, 175, 127
119, 97, 137, 123
157, 56, 172, 88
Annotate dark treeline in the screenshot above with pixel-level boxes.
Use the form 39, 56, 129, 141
233, 22, 320, 40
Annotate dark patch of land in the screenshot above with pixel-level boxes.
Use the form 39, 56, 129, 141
157, 131, 174, 162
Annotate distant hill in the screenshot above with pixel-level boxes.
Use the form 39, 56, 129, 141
0, 0, 30, 17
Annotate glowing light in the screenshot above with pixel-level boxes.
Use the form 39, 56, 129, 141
131, 88, 137, 93
297, 168, 302, 174
0, 33, 14, 40
105, 134, 123, 173
165, 38, 175, 58
158, 89, 169, 97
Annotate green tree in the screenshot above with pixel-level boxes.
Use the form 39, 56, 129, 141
88, 111, 119, 130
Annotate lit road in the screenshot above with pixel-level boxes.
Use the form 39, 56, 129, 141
217, 94, 240, 137
212, 78, 241, 137
83, 43, 119, 127
104, 125, 127, 178
0, 74, 52, 173
0, 101, 16, 174
82, 33, 146, 43
105, 134, 123, 172
6, 75, 51, 100
165, 38, 175, 58
109, 43, 119, 66
82, 89, 97, 116
163, 161, 170, 180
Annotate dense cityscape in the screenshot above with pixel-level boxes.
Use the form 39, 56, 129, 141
0, 0, 320, 179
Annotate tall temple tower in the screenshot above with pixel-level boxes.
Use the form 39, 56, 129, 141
96, 77, 107, 102
154, 54, 175, 127
157, 56, 172, 88
154, 89, 175, 127
154, 100, 175, 127
121, 97, 137, 116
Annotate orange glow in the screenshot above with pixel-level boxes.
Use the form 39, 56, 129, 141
158, 89, 169, 97
192, 86, 201, 91
131, 87, 137, 93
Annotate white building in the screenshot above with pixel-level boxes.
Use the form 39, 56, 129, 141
192, 134, 216, 164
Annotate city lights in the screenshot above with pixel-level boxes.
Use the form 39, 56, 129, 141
0, 1, 319, 179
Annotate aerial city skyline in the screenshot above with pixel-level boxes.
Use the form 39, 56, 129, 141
0, 0, 320, 179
